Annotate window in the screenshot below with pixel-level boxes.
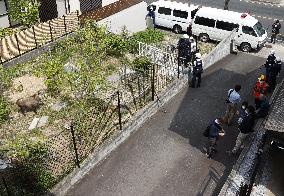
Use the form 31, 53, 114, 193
216, 21, 239, 31
173, 10, 188, 19
242, 26, 257, 37
158, 7, 171, 15
253, 22, 265, 37
194, 16, 215, 27
191, 8, 199, 19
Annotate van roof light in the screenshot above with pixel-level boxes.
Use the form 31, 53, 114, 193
241, 13, 247, 18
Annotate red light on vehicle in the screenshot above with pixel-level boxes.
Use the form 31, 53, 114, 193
241, 13, 247, 18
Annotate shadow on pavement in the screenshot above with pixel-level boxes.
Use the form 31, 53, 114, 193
168, 53, 266, 195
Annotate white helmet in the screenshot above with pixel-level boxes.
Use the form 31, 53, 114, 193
183, 34, 189, 39
195, 53, 201, 59
189, 36, 194, 40
270, 50, 275, 55
276, 56, 281, 62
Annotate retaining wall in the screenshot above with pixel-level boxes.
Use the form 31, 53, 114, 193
203, 29, 237, 69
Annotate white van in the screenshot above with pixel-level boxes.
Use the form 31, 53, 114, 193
191, 7, 267, 52
147, 0, 199, 33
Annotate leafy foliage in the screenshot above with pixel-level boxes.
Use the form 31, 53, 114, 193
131, 29, 165, 44
0, 95, 10, 124
2, 134, 55, 192
0, 27, 14, 39
132, 56, 152, 72
127, 29, 165, 53
7, 0, 40, 27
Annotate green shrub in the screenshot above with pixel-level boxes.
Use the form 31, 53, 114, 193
0, 27, 14, 39
132, 56, 152, 72
131, 29, 164, 44
104, 33, 127, 56
0, 95, 10, 124
3, 134, 55, 193
127, 29, 165, 53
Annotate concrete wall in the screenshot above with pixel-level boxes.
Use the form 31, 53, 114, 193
56, 0, 67, 17
0, 1, 9, 28
202, 29, 237, 69
97, 1, 147, 35
0, 15, 9, 28
102, 0, 118, 7
69, 0, 81, 13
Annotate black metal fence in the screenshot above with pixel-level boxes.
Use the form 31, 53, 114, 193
0, 57, 181, 195
0, 11, 79, 64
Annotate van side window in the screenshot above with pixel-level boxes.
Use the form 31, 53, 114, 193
173, 10, 188, 19
191, 8, 199, 19
216, 21, 239, 31
158, 7, 171, 15
242, 26, 257, 37
194, 16, 215, 27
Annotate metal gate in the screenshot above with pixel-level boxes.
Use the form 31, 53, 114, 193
39, 0, 58, 22
80, 0, 102, 13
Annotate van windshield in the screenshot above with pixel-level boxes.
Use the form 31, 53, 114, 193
253, 22, 265, 37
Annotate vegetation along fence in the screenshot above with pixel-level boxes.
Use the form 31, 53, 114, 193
0, 40, 181, 195
0, 11, 79, 63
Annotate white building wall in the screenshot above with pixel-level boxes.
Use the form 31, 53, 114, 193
0, 15, 9, 28
56, 0, 66, 17
69, 0, 81, 13
102, 0, 118, 7
0, 0, 9, 28
98, 2, 147, 35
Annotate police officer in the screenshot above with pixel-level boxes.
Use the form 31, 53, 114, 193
147, 5, 155, 28
271, 19, 281, 44
191, 53, 203, 88
189, 36, 196, 63
265, 50, 276, 82
177, 34, 191, 67
268, 58, 280, 92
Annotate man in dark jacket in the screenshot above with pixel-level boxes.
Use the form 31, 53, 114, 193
206, 118, 225, 158
255, 94, 270, 119
271, 19, 281, 44
177, 34, 191, 67
229, 105, 256, 155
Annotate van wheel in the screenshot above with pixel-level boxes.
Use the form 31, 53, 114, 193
173, 25, 182, 34
240, 43, 251, 52
199, 33, 209, 42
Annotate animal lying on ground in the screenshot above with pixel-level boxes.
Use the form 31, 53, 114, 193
16, 93, 41, 115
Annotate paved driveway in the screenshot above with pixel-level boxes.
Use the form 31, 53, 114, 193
66, 52, 266, 196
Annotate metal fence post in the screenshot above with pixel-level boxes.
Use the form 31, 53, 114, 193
2, 177, 10, 196
177, 56, 180, 79
0, 39, 3, 65
32, 26, 38, 48
48, 21, 53, 41
70, 122, 80, 168
63, 15, 67, 33
151, 63, 155, 101
76, 10, 80, 26
117, 91, 122, 130
14, 34, 21, 55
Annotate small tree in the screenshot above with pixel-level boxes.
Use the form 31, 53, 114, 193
7, 0, 40, 27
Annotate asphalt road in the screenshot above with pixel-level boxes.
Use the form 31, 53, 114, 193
145, 0, 284, 43
66, 52, 268, 196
